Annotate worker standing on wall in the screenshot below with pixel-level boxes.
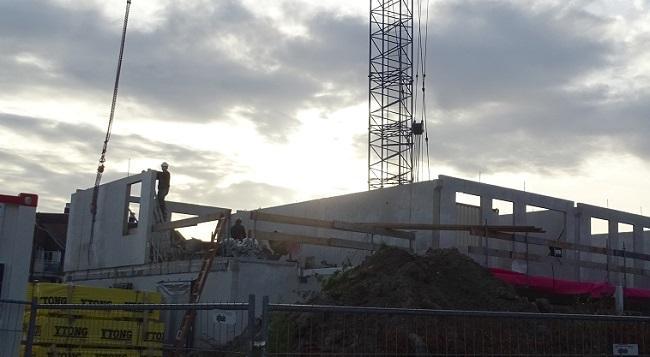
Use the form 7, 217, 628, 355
230, 218, 246, 240
157, 162, 170, 217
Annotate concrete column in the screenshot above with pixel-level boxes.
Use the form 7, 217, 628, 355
577, 211, 592, 282
438, 184, 457, 249
479, 195, 495, 267
633, 225, 646, 288
608, 220, 619, 285
427, 185, 442, 251
511, 201, 528, 274
140, 171, 157, 261
564, 210, 579, 281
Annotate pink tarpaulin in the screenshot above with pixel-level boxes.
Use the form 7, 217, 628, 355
489, 268, 650, 299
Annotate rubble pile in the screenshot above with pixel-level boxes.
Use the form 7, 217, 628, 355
267, 247, 621, 355
316, 246, 532, 311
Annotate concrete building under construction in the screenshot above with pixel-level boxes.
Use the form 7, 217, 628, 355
63, 170, 650, 304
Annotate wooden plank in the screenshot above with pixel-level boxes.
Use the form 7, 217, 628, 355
371, 223, 544, 233
467, 229, 650, 263
250, 211, 415, 240
468, 246, 650, 277
152, 212, 226, 232
254, 230, 376, 251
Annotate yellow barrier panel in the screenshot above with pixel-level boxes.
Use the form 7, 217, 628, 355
24, 316, 164, 349
26, 283, 162, 320
21, 346, 163, 357
138, 320, 165, 348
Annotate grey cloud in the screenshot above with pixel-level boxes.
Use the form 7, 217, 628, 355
414, 1, 650, 175
0, 0, 367, 140
0, 112, 237, 211
427, 1, 613, 109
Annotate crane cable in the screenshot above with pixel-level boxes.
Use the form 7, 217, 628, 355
88, 0, 132, 257
413, 0, 431, 182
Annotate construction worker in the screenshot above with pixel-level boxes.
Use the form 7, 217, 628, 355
230, 218, 246, 240
128, 210, 138, 228
157, 162, 170, 217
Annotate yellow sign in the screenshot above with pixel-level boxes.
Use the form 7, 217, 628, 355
21, 346, 162, 357
26, 283, 162, 320
25, 316, 164, 348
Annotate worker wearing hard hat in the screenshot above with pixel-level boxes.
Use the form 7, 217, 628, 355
157, 162, 171, 216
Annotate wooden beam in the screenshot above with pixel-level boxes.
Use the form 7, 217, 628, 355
254, 230, 377, 251
370, 223, 544, 233
468, 246, 650, 277
250, 211, 415, 240
152, 211, 227, 232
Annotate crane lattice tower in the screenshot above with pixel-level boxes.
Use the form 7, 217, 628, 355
368, 0, 415, 190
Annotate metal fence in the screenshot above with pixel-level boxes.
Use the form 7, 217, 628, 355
1, 297, 255, 357
261, 299, 650, 356
6, 296, 650, 356
0, 299, 28, 357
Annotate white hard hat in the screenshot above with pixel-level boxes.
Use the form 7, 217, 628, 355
161, 162, 169, 168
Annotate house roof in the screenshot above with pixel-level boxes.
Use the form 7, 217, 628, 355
34, 213, 68, 251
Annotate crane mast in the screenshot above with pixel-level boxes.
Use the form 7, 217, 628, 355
368, 0, 415, 190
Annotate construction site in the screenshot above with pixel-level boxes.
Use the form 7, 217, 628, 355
3, 1, 650, 356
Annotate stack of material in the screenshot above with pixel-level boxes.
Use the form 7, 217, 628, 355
221, 237, 263, 257
23, 283, 164, 357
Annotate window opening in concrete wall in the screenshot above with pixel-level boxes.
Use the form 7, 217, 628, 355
124, 181, 142, 235
526, 205, 548, 213
524, 206, 566, 259
492, 199, 513, 215
618, 223, 633, 233
590, 217, 609, 235
456, 192, 480, 207
617, 223, 634, 258
492, 199, 514, 225
616, 223, 635, 287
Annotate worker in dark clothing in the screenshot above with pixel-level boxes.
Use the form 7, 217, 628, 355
127, 210, 138, 228
230, 218, 247, 240
157, 162, 170, 217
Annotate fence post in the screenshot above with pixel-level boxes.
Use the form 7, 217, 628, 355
248, 294, 256, 357
261, 296, 269, 357
24, 298, 38, 357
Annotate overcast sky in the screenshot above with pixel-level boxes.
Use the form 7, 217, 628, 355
2, 0, 650, 230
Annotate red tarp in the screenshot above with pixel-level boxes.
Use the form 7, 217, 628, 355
489, 268, 650, 299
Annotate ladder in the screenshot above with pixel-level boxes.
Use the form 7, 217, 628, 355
173, 212, 230, 354
148, 202, 166, 263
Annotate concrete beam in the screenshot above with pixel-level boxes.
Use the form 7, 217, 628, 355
152, 210, 230, 232
254, 230, 376, 251
250, 211, 415, 240
577, 203, 650, 226
438, 175, 574, 212
165, 201, 231, 216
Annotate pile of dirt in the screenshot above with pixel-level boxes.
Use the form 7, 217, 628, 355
315, 246, 533, 311
266, 247, 630, 355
